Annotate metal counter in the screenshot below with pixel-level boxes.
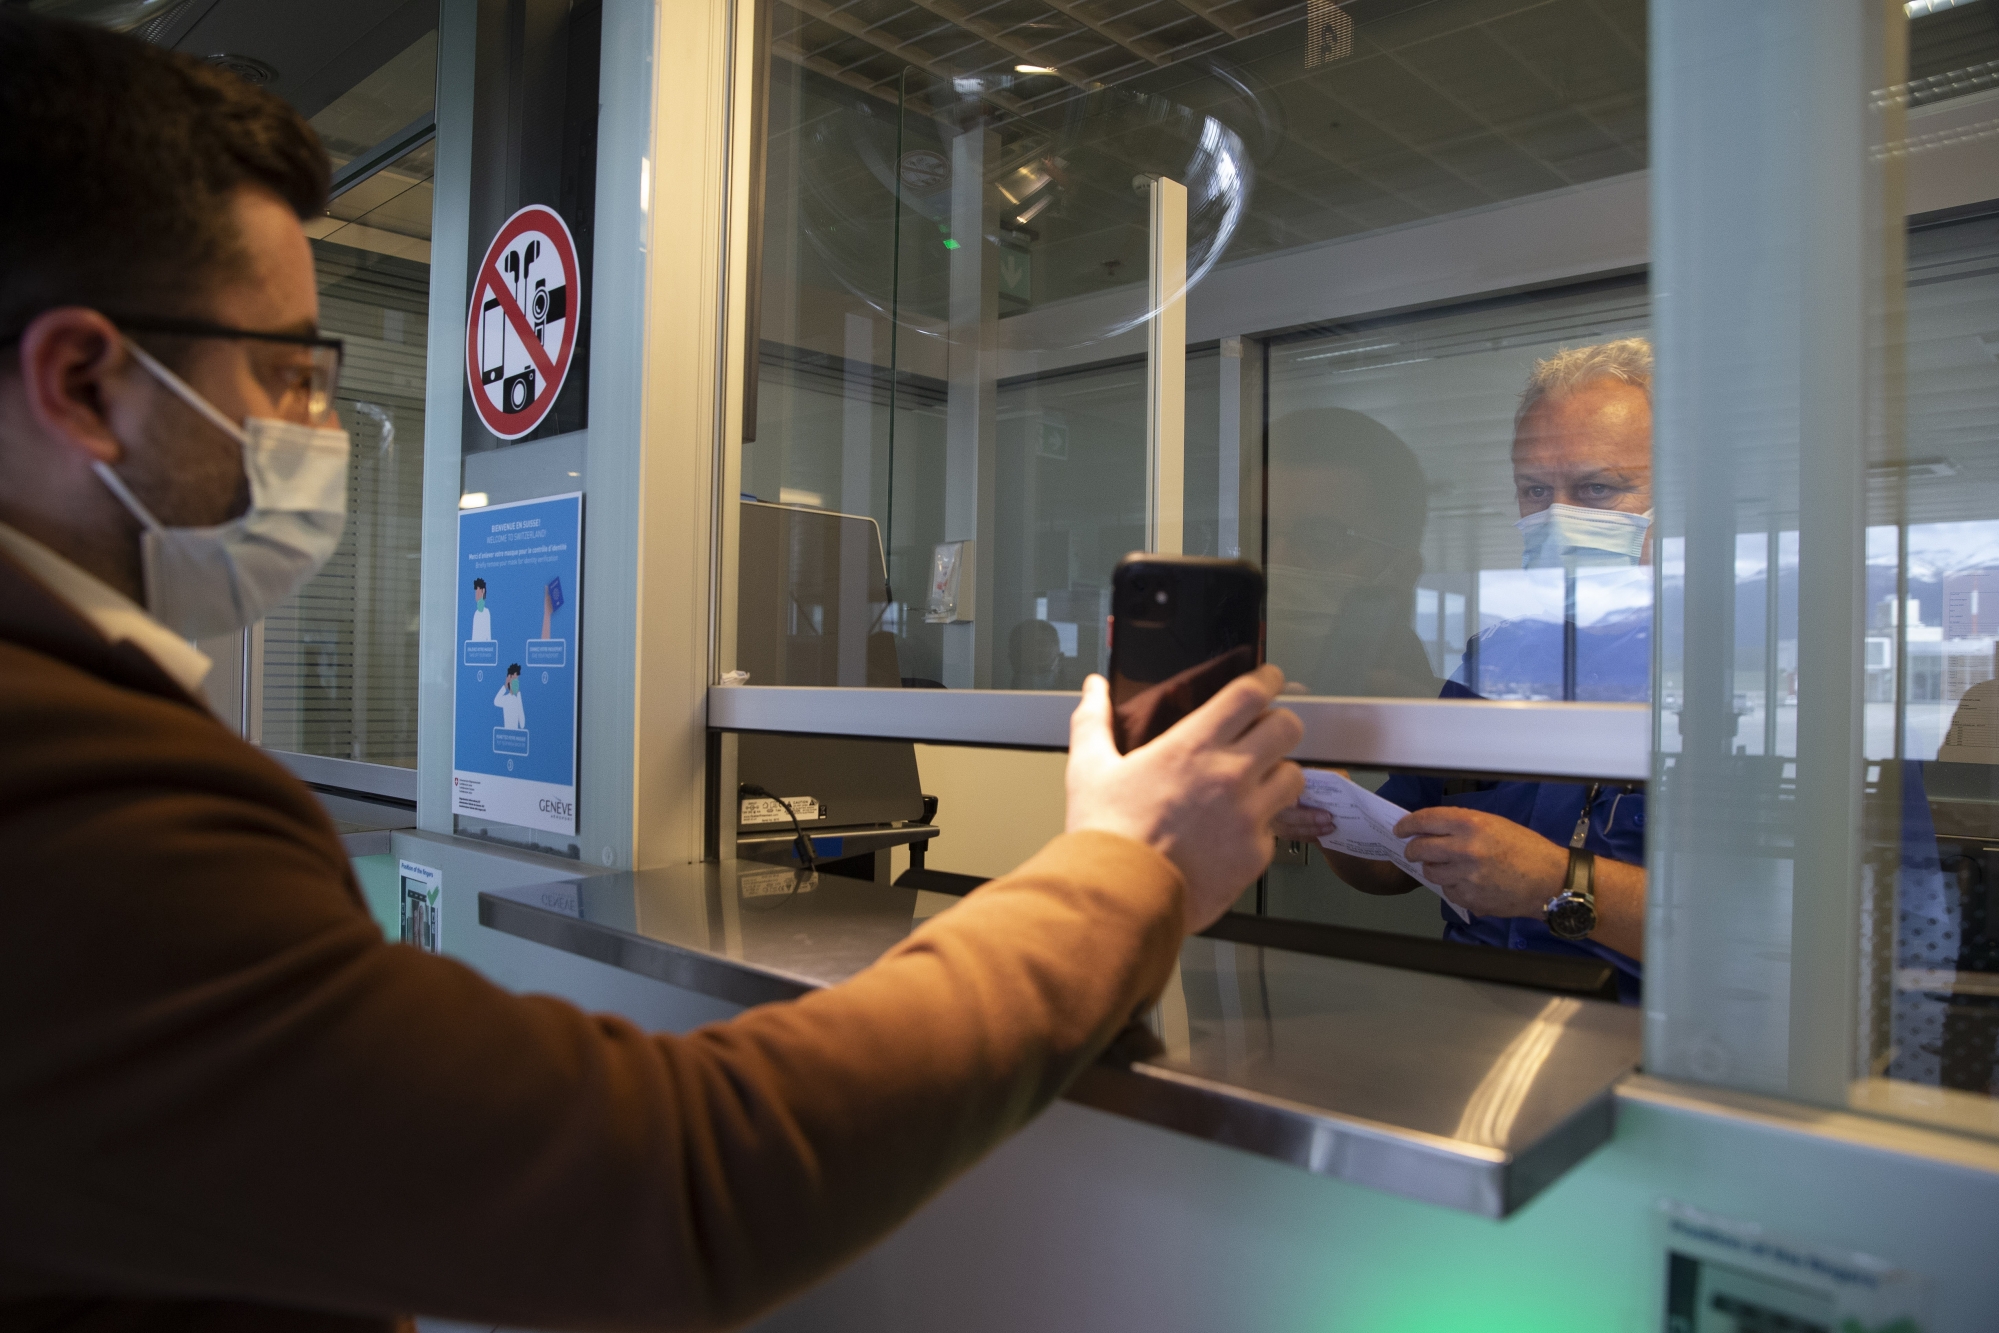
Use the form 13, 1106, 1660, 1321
478, 861, 1641, 1218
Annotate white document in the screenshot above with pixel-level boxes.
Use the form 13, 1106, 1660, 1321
1298, 769, 1471, 922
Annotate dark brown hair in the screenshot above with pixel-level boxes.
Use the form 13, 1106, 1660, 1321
0, 11, 330, 339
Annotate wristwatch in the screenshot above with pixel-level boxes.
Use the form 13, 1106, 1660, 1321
1545, 848, 1598, 941
1544, 782, 1602, 942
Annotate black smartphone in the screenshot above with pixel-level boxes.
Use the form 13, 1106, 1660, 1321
1107, 554, 1265, 753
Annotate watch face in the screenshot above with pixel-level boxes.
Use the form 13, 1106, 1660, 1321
1547, 893, 1597, 941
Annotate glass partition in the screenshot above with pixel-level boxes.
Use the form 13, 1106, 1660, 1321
1856, 210, 1999, 1125
1265, 278, 1651, 702
1643, 0, 1999, 1138
735, 0, 1658, 993
745, 0, 1649, 693
732, 0, 1999, 1118
308, 27, 440, 183
255, 33, 439, 772
1262, 277, 1650, 981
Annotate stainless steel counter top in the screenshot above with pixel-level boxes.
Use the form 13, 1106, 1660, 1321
478, 861, 1641, 1217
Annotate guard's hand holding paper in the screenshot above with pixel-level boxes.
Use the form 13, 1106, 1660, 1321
1392, 805, 1569, 920
1294, 770, 1471, 922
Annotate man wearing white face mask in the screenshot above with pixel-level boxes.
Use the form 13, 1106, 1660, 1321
1277, 339, 1654, 1001
88, 336, 350, 638
0, 16, 1312, 1330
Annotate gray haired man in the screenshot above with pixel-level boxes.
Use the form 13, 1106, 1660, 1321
1276, 338, 1654, 999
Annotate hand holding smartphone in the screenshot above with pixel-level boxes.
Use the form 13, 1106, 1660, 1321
1107, 554, 1266, 753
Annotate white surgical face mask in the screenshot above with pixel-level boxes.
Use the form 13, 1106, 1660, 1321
93, 339, 349, 638
1516, 503, 1651, 570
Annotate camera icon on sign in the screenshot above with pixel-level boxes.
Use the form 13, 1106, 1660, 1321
502, 366, 537, 414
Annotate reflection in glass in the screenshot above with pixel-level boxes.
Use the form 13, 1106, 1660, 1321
1268, 281, 1652, 697
258, 143, 432, 768
299, 31, 439, 268
1266, 408, 1436, 699
744, 0, 1661, 994
304, 141, 436, 265
1856, 213, 1999, 1119
307, 29, 439, 170
1269, 315, 1653, 1001
1648, 0, 1999, 1125
747, 0, 1650, 694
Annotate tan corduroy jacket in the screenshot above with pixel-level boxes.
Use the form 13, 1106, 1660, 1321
0, 548, 1186, 1332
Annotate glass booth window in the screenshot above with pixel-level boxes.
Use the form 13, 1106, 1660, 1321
744, 0, 1648, 692
1260, 279, 1652, 999
741, 0, 1653, 999
1264, 277, 1652, 704
255, 36, 439, 769
1860, 211, 1999, 1123
1643, 0, 1999, 1138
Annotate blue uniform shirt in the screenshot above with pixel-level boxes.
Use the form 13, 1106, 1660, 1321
1377, 609, 1652, 1003
1378, 611, 1947, 1008
1374, 768, 1647, 1003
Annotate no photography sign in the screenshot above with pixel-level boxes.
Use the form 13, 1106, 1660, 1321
465, 204, 579, 440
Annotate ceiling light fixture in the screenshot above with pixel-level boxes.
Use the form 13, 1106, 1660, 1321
1906, 0, 1977, 14
1014, 64, 1057, 74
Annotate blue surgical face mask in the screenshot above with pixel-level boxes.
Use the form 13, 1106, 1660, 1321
1516, 503, 1652, 570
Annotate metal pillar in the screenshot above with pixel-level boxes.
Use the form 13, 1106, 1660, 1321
942, 122, 998, 688
1147, 175, 1187, 555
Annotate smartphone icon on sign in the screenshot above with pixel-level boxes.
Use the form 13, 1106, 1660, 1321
1107, 554, 1265, 754
480, 297, 504, 385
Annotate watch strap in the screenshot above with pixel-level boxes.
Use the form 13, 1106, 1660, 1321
1565, 846, 1596, 904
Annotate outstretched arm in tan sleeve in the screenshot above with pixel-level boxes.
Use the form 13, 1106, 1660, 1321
0, 661, 1302, 1331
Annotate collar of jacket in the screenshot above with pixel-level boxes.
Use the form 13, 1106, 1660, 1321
0, 545, 204, 712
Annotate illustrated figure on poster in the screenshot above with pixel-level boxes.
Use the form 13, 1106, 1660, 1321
470, 578, 491, 641
494, 663, 527, 730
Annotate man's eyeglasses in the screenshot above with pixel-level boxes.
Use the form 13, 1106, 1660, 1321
111, 315, 344, 426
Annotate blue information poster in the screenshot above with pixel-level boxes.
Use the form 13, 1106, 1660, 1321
452, 492, 581, 833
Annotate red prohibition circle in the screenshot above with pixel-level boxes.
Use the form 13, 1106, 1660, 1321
465, 204, 581, 440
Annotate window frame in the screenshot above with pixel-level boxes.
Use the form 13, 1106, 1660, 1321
707, 687, 1649, 783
